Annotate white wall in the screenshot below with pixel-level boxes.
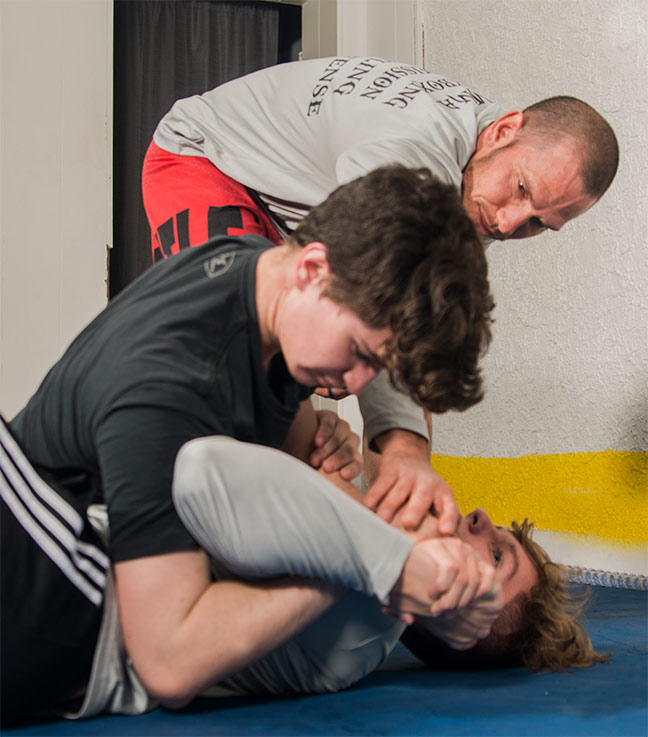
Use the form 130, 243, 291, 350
303, 0, 421, 63
419, 0, 646, 457
0, 0, 112, 420
338, 0, 420, 63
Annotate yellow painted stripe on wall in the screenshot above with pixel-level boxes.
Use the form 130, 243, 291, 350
429, 450, 647, 544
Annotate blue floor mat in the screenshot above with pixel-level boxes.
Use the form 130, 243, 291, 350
5, 586, 646, 736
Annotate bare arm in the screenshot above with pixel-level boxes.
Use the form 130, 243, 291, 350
115, 550, 339, 708
281, 399, 319, 464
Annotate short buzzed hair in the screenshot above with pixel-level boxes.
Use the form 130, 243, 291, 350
522, 96, 619, 200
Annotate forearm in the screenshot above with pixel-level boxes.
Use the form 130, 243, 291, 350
358, 371, 429, 449
374, 427, 430, 460
281, 398, 318, 463
162, 578, 338, 706
116, 554, 339, 707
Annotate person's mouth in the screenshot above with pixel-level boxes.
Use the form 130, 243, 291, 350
325, 377, 350, 399
315, 376, 349, 400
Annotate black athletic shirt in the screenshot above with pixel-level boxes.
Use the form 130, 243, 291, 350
11, 236, 310, 562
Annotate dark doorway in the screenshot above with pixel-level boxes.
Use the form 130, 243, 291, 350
111, 0, 301, 297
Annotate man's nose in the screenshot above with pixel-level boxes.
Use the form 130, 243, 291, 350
467, 508, 496, 535
495, 204, 531, 237
343, 364, 379, 395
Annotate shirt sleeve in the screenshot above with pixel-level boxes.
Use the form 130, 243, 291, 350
357, 371, 429, 449
96, 402, 218, 562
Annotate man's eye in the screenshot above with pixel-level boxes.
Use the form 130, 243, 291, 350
491, 547, 503, 566
518, 181, 527, 196
355, 346, 379, 368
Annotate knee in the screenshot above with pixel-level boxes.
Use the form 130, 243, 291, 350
172, 436, 234, 500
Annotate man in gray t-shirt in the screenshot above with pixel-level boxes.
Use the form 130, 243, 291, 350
143, 56, 619, 538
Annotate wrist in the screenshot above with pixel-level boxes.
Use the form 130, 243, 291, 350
374, 429, 429, 458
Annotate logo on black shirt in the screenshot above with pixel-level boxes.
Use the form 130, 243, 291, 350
204, 251, 236, 279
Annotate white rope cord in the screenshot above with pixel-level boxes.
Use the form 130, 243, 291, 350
564, 565, 648, 591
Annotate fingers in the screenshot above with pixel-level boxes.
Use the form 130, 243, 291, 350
441, 630, 480, 651
372, 482, 412, 524
390, 538, 494, 625
395, 537, 504, 650
425, 538, 474, 614
310, 410, 362, 478
398, 486, 437, 529
430, 546, 482, 615
414, 538, 494, 619
311, 409, 336, 456
432, 574, 503, 648
474, 559, 498, 601
380, 605, 415, 626
416, 611, 481, 650
362, 470, 398, 521
363, 459, 459, 532
429, 484, 461, 536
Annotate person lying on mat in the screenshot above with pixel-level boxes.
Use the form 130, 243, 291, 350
69, 435, 608, 714
2, 165, 497, 726
143, 56, 620, 537
166, 436, 607, 706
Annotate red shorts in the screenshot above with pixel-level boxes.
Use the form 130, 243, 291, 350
142, 141, 282, 263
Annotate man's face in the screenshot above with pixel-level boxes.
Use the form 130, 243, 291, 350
455, 508, 538, 604
462, 114, 596, 240
279, 285, 391, 396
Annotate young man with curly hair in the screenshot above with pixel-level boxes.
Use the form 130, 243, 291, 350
2, 165, 501, 725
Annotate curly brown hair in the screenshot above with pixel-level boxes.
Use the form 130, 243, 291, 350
291, 165, 495, 413
400, 519, 610, 671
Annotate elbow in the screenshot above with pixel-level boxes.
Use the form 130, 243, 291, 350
158, 693, 194, 711
138, 666, 198, 709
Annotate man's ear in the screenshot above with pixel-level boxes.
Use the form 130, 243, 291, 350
295, 242, 331, 288
482, 110, 525, 151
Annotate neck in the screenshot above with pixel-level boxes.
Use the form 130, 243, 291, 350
255, 245, 294, 370
472, 123, 493, 160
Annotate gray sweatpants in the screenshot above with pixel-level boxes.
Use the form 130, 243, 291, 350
172, 436, 412, 696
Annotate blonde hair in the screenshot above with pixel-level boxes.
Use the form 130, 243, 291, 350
507, 519, 610, 670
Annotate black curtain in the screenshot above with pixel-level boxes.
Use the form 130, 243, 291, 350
112, 0, 301, 297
